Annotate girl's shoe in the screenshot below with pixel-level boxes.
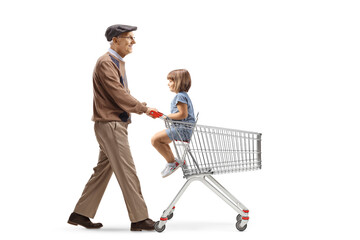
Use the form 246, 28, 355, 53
161, 159, 184, 178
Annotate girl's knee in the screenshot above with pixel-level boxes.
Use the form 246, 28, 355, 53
152, 130, 171, 146
151, 135, 159, 146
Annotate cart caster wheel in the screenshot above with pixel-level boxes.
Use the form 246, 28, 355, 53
236, 221, 247, 231
155, 221, 166, 233
163, 210, 174, 220
236, 214, 241, 222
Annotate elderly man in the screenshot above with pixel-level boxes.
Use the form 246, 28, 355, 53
68, 24, 156, 231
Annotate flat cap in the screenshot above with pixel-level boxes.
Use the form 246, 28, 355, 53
105, 24, 137, 41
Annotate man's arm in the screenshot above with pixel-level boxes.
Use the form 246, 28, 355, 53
97, 61, 148, 114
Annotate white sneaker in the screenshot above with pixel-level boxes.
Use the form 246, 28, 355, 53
161, 159, 185, 178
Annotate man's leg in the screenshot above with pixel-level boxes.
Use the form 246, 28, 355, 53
94, 121, 149, 223
73, 149, 113, 218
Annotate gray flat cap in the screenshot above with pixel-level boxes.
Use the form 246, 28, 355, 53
105, 24, 137, 41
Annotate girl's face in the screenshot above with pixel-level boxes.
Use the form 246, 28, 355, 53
168, 79, 176, 92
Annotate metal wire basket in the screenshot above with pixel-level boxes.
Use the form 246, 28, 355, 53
149, 111, 262, 232
166, 120, 262, 177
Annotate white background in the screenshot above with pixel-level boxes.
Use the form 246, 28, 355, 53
1, 0, 359, 239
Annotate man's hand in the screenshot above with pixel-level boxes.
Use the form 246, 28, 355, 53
146, 107, 159, 119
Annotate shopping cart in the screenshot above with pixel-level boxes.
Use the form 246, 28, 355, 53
149, 111, 262, 232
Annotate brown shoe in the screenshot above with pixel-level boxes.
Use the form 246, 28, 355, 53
67, 212, 103, 229
130, 218, 155, 231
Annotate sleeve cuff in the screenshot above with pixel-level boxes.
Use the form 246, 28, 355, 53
142, 106, 149, 113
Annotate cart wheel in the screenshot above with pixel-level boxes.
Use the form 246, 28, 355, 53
155, 221, 166, 233
163, 210, 174, 220
236, 221, 247, 231
236, 214, 241, 222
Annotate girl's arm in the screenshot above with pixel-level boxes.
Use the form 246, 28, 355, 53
167, 102, 188, 120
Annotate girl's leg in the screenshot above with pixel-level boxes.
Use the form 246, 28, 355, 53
151, 130, 175, 163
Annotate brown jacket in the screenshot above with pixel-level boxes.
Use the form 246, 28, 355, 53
91, 52, 148, 122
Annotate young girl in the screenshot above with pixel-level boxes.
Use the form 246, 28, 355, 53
151, 69, 195, 178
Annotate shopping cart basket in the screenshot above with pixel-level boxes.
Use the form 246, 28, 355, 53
149, 111, 262, 232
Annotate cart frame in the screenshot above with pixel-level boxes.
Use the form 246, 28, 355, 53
152, 112, 261, 232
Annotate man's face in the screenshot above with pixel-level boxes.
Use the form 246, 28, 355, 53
113, 32, 136, 57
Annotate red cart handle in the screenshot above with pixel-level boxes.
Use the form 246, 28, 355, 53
149, 111, 164, 118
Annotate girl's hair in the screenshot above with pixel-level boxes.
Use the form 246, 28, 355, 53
167, 69, 191, 93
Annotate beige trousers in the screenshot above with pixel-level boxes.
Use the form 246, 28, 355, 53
74, 121, 149, 222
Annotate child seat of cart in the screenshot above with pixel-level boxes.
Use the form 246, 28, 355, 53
166, 118, 196, 143
170, 124, 194, 143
